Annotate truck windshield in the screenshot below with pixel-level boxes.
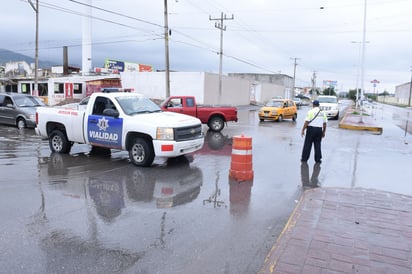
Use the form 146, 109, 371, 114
318, 97, 337, 103
15, 96, 46, 107
116, 96, 161, 115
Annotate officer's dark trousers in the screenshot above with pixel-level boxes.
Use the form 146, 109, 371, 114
301, 126, 323, 162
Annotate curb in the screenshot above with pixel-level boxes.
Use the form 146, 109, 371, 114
338, 109, 383, 134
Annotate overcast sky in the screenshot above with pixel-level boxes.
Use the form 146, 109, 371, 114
1, 0, 411, 92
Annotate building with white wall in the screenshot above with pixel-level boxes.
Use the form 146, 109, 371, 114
228, 73, 293, 101
120, 71, 252, 105
120, 71, 288, 106
394, 82, 412, 105
1, 59, 295, 106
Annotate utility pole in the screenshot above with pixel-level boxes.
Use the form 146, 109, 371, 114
209, 12, 234, 100
28, 0, 39, 96
311, 71, 317, 99
290, 57, 300, 99
164, 0, 170, 98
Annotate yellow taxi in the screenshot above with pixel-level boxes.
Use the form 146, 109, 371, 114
258, 99, 297, 122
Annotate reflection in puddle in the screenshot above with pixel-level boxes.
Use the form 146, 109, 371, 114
229, 179, 253, 216
300, 162, 321, 189
203, 171, 226, 208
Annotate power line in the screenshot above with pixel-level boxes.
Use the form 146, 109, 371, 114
68, 0, 163, 28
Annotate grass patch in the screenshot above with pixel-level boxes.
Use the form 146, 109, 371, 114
351, 111, 370, 116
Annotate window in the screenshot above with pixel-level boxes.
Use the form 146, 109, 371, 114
5, 84, 17, 93
92, 97, 117, 115
38, 83, 48, 96
73, 83, 82, 94
186, 97, 195, 107
30, 83, 48, 96
21, 83, 31, 94
54, 83, 64, 94
2, 96, 13, 107
168, 98, 182, 107
93, 97, 107, 115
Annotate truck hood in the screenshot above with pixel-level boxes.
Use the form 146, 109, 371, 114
135, 111, 202, 127
319, 103, 338, 108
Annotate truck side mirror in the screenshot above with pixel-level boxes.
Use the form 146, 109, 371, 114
103, 108, 119, 118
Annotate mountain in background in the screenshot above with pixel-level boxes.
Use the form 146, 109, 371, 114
0, 48, 60, 68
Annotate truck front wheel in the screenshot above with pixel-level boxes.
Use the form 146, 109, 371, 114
49, 130, 72, 154
129, 138, 155, 167
208, 116, 225, 132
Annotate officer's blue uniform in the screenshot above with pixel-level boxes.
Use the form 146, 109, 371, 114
301, 102, 327, 163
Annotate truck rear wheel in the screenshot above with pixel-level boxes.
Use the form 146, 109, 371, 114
49, 130, 72, 154
129, 137, 155, 167
208, 116, 224, 132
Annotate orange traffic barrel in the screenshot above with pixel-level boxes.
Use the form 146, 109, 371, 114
229, 134, 253, 181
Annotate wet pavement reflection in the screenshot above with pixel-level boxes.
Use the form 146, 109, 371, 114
300, 161, 321, 189
1, 102, 411, 273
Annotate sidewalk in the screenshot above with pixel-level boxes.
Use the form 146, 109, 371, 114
338, 108, 383, 134
259, 188, 412, 273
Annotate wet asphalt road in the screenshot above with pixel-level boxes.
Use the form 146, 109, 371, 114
1, 101, 412, 274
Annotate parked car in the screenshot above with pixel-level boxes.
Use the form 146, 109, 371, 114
317, 95, 339, 120
0, 93, 46, 128
293, 97, 302, 108
258, 99, 297, 122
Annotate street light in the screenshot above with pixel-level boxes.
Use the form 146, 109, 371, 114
408, 66, 412, 107
28, 0, 39, 96
164, 0, 170, 98
351, 41, 361, 109
359, 0, 368, 123
351, 41, 369, 109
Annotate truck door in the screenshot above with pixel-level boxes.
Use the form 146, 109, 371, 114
87, 96, 123, 149
183, 97, 197, 117
166, 97, 183, 113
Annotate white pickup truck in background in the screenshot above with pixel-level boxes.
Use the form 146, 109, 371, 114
317, 95, 340, 120
35, 92, 204, 167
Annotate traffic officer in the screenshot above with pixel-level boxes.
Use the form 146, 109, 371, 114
300, 100, 327, 163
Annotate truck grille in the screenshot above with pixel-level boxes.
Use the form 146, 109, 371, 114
174, 124, 203, 141
320, 106, 331, 110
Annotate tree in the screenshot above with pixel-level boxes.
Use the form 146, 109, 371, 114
323, 87, 336, 96
309, 88, 320, 96
348, 89, 359, 101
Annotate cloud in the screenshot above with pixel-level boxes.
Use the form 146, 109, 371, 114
1, 0, 411, 92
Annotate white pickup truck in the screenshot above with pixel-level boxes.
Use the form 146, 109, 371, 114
35, 92, 204, 167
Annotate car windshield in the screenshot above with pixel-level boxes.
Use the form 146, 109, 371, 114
265, 100, 283, 107
116, 96, 161, 115
14, 96, 45, 107
318, 97, 337, 103
79, 96, 90, 105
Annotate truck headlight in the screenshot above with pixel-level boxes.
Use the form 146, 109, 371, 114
157, 127, 174, 140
